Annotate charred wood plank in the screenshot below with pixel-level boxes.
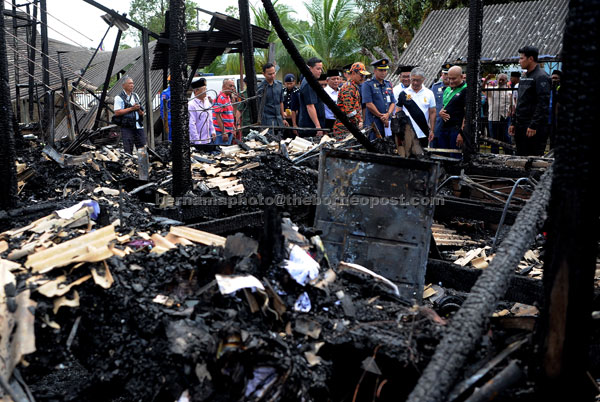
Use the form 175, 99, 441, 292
434, 196, 518, 225
425, 259, 544, 306
407, 167, 552, 402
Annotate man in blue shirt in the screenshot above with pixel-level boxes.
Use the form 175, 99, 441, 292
430, 63, 451, 147
257, 63, 287, 134
362, 58, 396, 140
298, 57, 325, 137
160, 77, 171, 141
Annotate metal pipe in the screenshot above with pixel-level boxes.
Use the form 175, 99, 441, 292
491, 177, 529, 252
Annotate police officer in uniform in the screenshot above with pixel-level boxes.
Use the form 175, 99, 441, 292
430, 63, 452, 146
362, 58, 396, 140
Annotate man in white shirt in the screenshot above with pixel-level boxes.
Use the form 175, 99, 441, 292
393, 65, 414, 103
323, 69, 342, 131
113, 77, 146, 154
396, 67, 436, 148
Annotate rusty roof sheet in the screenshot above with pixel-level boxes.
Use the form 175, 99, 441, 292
395, 0, 567, 86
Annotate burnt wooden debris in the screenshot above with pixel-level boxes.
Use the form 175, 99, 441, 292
0, 0, 598, 401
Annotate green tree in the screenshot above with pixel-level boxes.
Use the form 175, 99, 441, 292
299, 0, 361, 69
126, 0, 198, 45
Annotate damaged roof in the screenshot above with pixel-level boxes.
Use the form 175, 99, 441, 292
397, 0, 567, 85
151, 11, 271, 71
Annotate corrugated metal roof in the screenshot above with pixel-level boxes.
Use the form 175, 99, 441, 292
4, 12, 149, 99
54, 41, 162, 140
396, 0, 567, 86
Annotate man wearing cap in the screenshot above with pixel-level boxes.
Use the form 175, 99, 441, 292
257, 63, 288, 134
298, 57, 326, 136
188, 80, 216, 144
438, 66, 467, 158
393, 65, 413, 101
281, 74, 298, 137
334, 62, 369, 135
362, 58, 396, 139
342, 64, 352, 82
323, 69, 342, 130
430, 63, 451, 145
508, 46, 551, 156
396, 67, 436, 148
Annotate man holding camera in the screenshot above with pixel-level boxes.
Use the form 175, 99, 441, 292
113, 77, 146, 154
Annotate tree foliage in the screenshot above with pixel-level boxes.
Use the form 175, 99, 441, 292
126, 0, 197, 45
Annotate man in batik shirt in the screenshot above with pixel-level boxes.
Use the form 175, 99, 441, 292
334, 62, 370, 136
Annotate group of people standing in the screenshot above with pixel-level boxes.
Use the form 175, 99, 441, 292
118, 44, 555, 158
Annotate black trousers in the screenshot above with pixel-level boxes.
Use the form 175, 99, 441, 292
121, 127, 146, 154
325, 119, 336, 131
514, 125, 548, 156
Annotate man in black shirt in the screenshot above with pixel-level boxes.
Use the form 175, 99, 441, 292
438, 66, 467, 158
298, 57, 325, 137
508, 46, 551, 156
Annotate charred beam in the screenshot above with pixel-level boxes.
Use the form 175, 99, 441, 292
93, 30, 121, 131
534, 0, 600, 400
239, 0, 258, 124
0, 1, 18, 209
407, 166, 552, 402
40, 0, 50, 143
462, 0, 484, 161
27, 1, 37, 121
169, 0, 192, 196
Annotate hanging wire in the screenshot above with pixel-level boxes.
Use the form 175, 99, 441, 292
4, 0, 94, 49
7, 47, 88, 112
3, 27, 90, 84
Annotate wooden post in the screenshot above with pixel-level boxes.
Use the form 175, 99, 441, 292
93, 30, 121, 130
11, 0, 21, 123
534, 0, 599, 400
27, 1, 37, 121
0, 0, 18, 209
169, 0, 192, 196
462, 0, 484, 161
40, 0, 50, 142
239, 0, 258, 123
142, 30, 154, 149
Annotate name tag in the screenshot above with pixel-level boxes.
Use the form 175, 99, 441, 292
386, 95, 391, 103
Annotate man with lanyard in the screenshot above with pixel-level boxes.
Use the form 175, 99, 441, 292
362, 58, 396, 140
393, 65, 414, 102
212, 79, 236, 145
508, 45, 551, 156
257, 62, 288, 135
334, 62, 370, 136
396, 67, 436, 149
298, 57, 326, 137
438, 66, 467, 158
160, 76, 171, 141
430, 63, 451, 147
323, 69, 342, 131
113, 77, 146, 155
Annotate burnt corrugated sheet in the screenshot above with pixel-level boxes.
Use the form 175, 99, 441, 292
396, 0, 567, 86
4, 12, 148, 100
54, 41, 162, 140
151, 12, 270, 71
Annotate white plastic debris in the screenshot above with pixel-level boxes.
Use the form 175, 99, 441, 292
55, 200, 100, 220
294, 292, 312, 312
215, 274, 265, 295
283, 245, 320, 286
